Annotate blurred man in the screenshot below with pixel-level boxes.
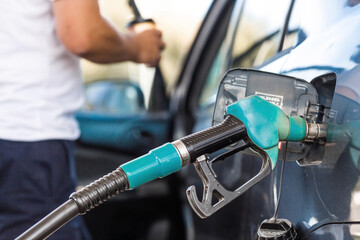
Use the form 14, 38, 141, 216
0, 0, 165, 239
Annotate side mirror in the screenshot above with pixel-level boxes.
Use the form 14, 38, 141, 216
83, 80, 145, 114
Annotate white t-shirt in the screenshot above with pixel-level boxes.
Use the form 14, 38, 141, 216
0, 0, 84, 141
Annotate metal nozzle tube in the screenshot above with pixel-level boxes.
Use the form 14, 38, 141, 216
306, 123, 327, 141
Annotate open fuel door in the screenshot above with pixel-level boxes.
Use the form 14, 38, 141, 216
213, 68, 336, 165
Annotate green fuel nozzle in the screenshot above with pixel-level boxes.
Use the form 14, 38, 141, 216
227, 95, 307, 168
186, 95, 312, 218
16, 95, 316, 240
121, 95, 309, 190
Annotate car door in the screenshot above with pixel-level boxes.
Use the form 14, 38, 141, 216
260, 1, 360, 239
180, 0, 360, 239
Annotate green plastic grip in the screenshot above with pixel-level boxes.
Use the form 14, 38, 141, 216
226, 95, 306, 168
288, 116, 307, 141
120, 143, 182, 189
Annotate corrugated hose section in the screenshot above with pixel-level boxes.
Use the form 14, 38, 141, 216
70, 168, 129, 214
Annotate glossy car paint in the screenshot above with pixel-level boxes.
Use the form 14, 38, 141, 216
244, 1, 360, 238
182, 1, 360, 239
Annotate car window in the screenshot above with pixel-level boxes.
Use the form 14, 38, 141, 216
198, 0, 298, 117
80, 0, 212, 113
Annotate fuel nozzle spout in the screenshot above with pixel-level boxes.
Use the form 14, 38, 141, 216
305, 123, 328, 142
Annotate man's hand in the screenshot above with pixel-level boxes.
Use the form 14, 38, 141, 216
52, 0, 165, 66
127, 25, 165, 67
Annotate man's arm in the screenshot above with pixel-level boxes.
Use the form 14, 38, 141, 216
52, 0, 165, 67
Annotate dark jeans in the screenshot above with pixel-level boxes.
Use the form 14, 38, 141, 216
0, 139, 91, 240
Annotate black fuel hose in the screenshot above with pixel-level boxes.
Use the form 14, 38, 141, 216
15, 115, 246, 240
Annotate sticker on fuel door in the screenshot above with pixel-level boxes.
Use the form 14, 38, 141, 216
255, 92, 284, 109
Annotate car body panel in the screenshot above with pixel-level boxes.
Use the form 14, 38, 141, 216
217, 0, 360, 238
185, 0, 360, 239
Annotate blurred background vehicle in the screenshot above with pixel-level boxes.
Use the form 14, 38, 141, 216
75, 0, 360, 239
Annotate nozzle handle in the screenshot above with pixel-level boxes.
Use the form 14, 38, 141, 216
186, 146, 272, 219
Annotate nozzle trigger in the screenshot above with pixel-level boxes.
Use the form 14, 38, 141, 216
186, 147, 272, 218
